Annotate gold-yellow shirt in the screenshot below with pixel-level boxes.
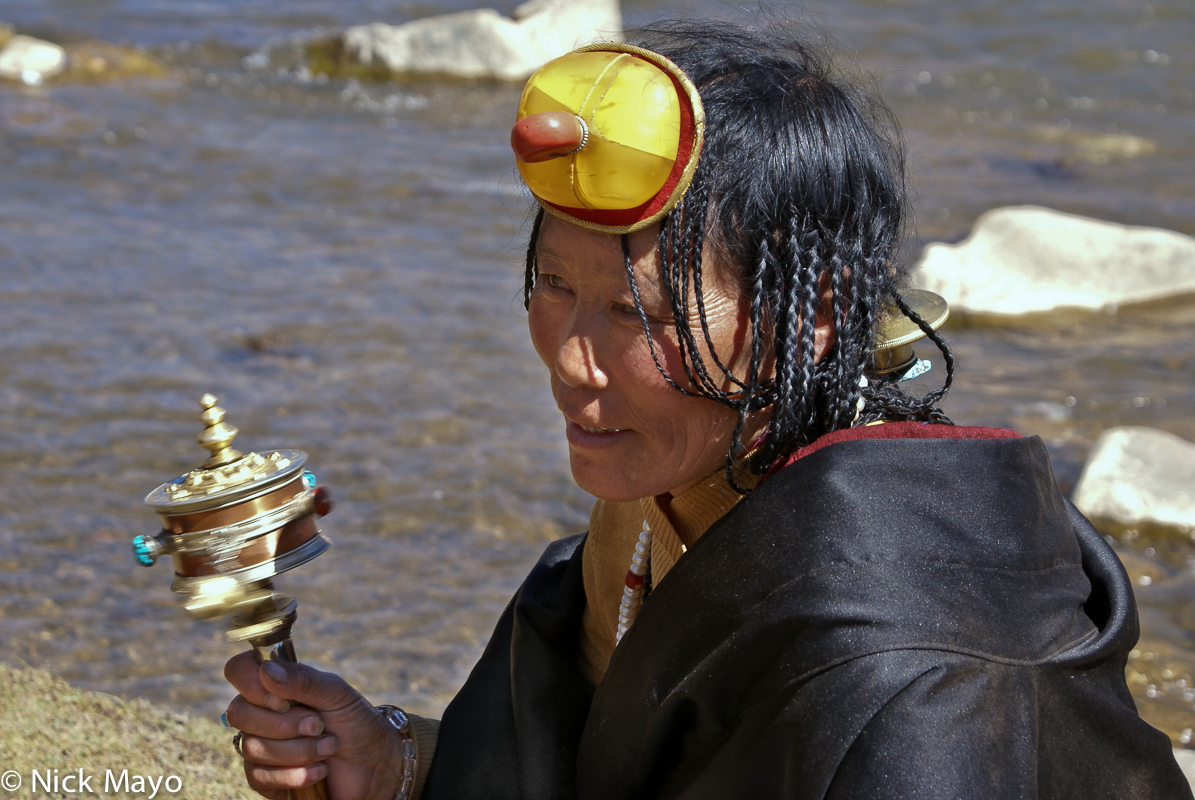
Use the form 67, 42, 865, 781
579, 468, 757, 685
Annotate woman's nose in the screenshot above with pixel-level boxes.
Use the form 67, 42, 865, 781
554, 324, 608, 389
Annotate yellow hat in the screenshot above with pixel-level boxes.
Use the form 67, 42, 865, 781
511, 43, 705, 234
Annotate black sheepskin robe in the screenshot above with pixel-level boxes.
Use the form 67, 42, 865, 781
422, 427, 1191, 800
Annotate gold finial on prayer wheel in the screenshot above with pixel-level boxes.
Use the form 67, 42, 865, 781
197, 393, 243, 468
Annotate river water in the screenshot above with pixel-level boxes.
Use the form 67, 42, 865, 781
1, 0, 1193, 745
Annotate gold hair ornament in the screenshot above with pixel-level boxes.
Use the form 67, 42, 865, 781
872, 289, 950, 380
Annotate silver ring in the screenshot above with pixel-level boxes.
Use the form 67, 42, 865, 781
568, 116, 590, 155
232, 730, 245, 758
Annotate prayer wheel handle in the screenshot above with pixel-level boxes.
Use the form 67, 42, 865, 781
250, 629, 329, 800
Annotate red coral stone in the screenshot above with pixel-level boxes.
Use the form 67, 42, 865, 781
511, 111, 585, 163
313, 486, 334, 517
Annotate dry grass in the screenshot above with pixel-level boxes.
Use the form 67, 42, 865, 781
0, 664, 257, 799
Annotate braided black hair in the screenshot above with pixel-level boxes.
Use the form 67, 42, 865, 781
523, 20, 955, 490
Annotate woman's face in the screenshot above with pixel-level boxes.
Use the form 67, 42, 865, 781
527, 215, 761, 503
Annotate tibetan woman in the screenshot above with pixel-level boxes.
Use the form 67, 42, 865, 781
223, 21, 1190, 800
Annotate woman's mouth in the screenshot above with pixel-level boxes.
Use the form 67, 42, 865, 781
578, 423, 624, 434
565, 419, 631, 448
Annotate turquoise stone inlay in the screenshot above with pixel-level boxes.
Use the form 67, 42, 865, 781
132, 535, 156, 566
302, 470, 317, 489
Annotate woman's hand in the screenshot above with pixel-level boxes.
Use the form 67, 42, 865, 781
224, 652, 405, 800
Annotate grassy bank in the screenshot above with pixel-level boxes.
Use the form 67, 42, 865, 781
0, 664, 256, 799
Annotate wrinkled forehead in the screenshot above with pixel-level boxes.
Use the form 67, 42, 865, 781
535, 214, 655, 277
536, 213, 742, 299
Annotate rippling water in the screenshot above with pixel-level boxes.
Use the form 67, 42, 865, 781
1, 0, 1193, 743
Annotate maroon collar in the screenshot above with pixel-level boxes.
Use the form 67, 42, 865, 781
764, 422, 1022, 480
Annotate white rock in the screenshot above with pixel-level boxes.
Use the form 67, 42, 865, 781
0, 34, 67, 84
913, 206, 1195, 315
343, 0, 621, 81
1174, 750, 1195, 793
1031, 125, 1156, 164
1072, 427, 1195, 530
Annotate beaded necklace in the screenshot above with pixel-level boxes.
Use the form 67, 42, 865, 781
615, 521, 653, 645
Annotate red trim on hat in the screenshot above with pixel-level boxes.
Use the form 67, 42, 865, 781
544, 60, 697, 228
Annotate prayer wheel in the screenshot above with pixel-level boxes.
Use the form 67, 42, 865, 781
132, 393, 333, 800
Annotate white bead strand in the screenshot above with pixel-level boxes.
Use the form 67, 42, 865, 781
616, 521, 653, 645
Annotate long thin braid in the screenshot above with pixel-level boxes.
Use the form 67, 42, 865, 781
727, 238, 773, 487
894, 292, 955, 406
681, 213, 722, 393
673, 186, 732, 396
621, 234, 706, 399
794, 222, 823, 436
823, 237, 852, 430
523, 209, 544, 308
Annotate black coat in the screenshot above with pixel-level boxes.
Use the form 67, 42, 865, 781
423, 432, 1191, 799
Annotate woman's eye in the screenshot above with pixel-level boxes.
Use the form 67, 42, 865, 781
545, 274, 567, 289
615, 302, 639, 316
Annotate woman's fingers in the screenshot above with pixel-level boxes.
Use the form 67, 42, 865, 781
224, 651, 269, 706
225, 653, 369, 722
257, 660, 362, 714
243, 761, 328, 795
223, 653, 399, 800
225, 695, 325, 741
238, 732, 339, 766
